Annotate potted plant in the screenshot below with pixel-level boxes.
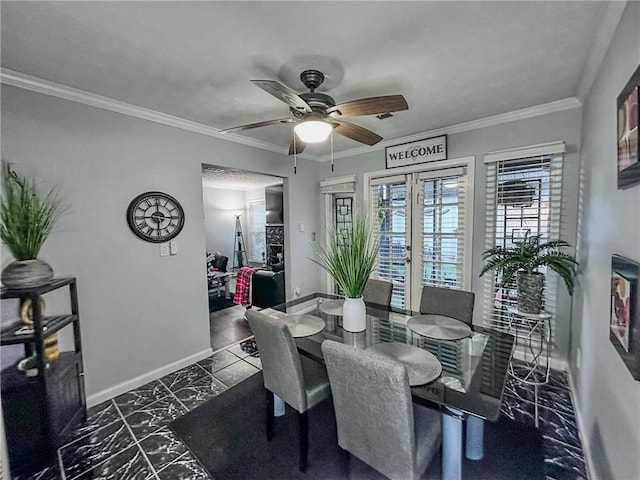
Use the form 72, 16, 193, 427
313, 209, 378, 332
479, 234, 578, 314
0, 163, 66, 288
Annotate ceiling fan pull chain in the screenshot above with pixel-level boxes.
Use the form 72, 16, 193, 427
293, 135, 297, 174
331, 128, 335, 172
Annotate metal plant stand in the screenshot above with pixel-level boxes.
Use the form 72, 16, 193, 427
232, 215, 247, 270
506, 306, 552, 428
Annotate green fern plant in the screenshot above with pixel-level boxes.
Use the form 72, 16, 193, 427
312, 209, 378, 298
479, 234, 579, 295
0, 163, 66, 261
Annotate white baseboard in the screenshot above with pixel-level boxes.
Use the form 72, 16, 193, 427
86, 348, 213, 408
567, 366, 596, 480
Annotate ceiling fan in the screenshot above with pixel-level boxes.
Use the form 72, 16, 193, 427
221, 69, 408, 155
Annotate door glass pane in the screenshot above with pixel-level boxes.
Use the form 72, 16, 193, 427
373, 182, 407, 309
420, 175, 465, 289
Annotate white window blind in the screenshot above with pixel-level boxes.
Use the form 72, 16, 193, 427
247, 201, 266, 262
320, 174, 357, 194
483, 143, 565, 343
417, 167, 467, 289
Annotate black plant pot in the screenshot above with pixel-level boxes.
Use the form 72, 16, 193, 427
517, 272, 544, 314
1, 259, 54, 289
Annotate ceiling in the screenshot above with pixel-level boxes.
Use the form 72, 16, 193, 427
1, 1, 611, 159
202, 165, 282, 190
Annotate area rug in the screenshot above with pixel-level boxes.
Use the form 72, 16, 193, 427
208, 293, 236, 312
170, 372, 544, 480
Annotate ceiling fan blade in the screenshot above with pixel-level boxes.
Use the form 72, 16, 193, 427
221, 118, 294, 133
288, 138, 307, 156
327, 95, 408, 118
331, 120, 383, 146
251, 80, 312, 113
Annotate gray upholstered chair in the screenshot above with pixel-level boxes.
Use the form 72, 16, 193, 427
321, 340, 441, 480
362, 278, 393, 308
419, 285, 475, 325
245, 310, 331, 472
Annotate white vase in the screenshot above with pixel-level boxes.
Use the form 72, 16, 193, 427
342, 297, 366, 332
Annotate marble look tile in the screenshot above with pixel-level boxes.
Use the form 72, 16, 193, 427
114, 380, 171, 416
542, 437, 588, 479
61, 400, 121, 446
501, 397, 582, 449
156, 453, 211, 480
213, 359, 259, 387
244, 355, 262, 369
125, 395, 187, 439
139, 427, 187, 472
73, 445, 152, 480
226, 342, 250, 359
538, 406, 582, 449
17, 465, 63, 480
60, 420, 135, 480
173, 376, 228, 410
197, 350, 239, 374
160, 364, 211, 392
504, 378, 575, 415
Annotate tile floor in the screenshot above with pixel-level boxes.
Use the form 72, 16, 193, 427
18, 335, 588, 480
209, 304, 252, 352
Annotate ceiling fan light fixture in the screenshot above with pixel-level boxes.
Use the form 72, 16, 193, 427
294, 120, 332, 143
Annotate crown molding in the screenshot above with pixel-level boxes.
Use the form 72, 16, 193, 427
319, 97, 582, 161
0, 68, 324, 161
577, 1, 628, 101
2, 68, 579, 164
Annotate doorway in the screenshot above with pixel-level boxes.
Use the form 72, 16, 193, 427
201, 164, 284, 351
364, 157, 475, 311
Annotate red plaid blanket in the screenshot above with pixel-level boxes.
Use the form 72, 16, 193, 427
233, 267, 257, 306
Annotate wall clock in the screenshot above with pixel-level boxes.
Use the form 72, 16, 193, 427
126, 191, 185, 243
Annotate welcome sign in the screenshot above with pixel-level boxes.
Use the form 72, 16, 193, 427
385, 135, 447, 169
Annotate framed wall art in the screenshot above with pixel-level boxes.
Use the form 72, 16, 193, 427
610, 254, 640, 380
617, 65, 640, 189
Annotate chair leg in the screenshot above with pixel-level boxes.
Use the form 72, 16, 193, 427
299, 411, 309, 472
339, 446, 350, 479
265, 389, 275, 441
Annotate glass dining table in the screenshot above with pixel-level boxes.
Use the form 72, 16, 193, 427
263, 293, 515, 480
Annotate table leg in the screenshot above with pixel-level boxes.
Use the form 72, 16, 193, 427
465, 415, 484, 460
442, 407, 464, 480
224, 276, 230, 299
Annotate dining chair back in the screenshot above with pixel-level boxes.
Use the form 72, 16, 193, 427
321, 340, 441, 480
362, 278, 393, 308
245, 310, 331, 472
419, 285, 475, 325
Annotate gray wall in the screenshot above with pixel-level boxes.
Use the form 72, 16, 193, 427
202, 186, 246, 262
573, 2, 640, 478
321, 107, 582, 361
1, 85, 323, 400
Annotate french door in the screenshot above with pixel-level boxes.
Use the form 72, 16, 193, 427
368, 163, 473, 311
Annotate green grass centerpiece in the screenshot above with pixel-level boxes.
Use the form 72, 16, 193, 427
0, 163, 66, 287
312, 209, 378, 332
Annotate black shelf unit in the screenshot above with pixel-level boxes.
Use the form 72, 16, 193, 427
1, 277, 86, 477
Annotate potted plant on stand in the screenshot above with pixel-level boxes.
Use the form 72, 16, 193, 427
313, 209, 378, 332
479, 234, 578, 314
0, 163, 66, 288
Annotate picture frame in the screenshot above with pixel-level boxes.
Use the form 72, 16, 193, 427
610, 254, 640, 380
616, 65, 640, 189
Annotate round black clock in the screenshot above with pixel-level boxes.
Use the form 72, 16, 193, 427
126, 191, 185, 243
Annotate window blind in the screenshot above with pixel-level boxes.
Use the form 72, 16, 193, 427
320, 174, 357, 194
417, 168, 467, 289
482, 148, 565, 348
